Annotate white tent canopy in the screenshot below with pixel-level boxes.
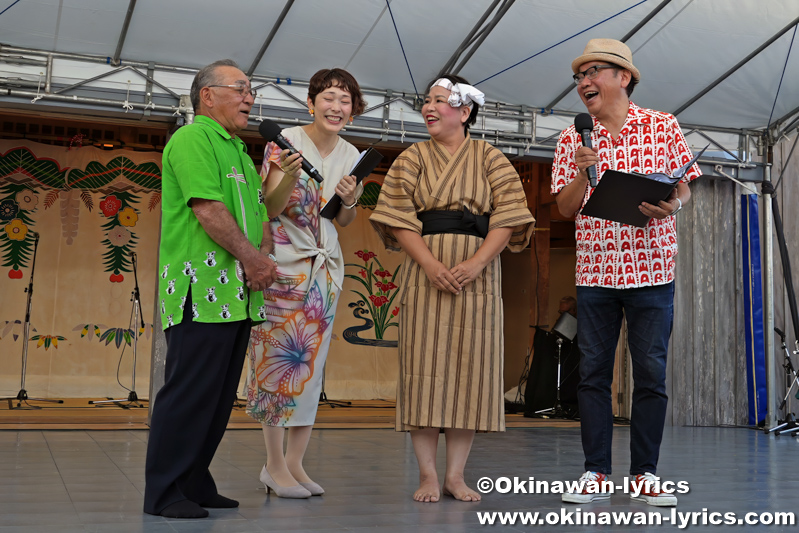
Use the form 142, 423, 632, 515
2, 0, 798, 167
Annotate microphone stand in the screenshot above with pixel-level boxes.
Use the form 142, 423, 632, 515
1, 232, 64, 409
319, 367, 351, 409
90, 252, 148, 408
535, 337, 566, 418
766, 328, 799, 436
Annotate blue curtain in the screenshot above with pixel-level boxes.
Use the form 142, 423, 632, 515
741, 195, 767, 425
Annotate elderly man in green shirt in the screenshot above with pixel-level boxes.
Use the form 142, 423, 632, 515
144, 59, 277, 519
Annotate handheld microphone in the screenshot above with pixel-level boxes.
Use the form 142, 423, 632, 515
574, 113, 597, 188
258, 119, 324, 183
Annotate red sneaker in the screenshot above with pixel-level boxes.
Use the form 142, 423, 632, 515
562, 471, 612, 504
630, 472, 678, 507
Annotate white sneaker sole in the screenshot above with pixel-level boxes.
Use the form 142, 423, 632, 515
631, 494, 678, 507
562, 493, 611, 504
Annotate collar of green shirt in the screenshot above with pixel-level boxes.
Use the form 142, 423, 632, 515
194, 114, 235, 141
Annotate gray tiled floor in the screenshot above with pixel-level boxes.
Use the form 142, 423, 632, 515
0, 426, 797, 532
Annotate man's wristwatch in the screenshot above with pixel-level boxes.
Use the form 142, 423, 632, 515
267, 253, 278, 265
671, 197, 682, 216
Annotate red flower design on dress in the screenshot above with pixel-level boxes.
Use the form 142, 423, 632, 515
100, 195, 122, 217
369, 295, 388, 307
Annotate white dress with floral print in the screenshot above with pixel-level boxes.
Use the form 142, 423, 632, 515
246, 127, 359, 426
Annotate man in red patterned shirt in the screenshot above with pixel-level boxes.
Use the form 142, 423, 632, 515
551, 39, 701, 507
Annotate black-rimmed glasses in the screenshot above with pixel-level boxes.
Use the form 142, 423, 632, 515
207, 84, 257, 99
572, 65, 617, 85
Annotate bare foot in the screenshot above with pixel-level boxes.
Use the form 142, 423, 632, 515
443, 476, 481, 502
414, 474, 441, 503
266, 463, 299, 488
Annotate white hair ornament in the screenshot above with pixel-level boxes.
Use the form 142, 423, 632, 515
431, 78, 485, 108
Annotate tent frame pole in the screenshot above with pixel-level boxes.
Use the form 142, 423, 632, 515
763, 144, 778, 429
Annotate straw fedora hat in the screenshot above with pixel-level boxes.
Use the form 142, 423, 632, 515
571, 38, 640, 82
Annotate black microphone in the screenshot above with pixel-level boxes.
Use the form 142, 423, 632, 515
258, 119, 324, 183
574, 113, 597, 188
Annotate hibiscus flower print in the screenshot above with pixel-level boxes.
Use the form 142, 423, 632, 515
257, 311, 321, 396
284, 175, 319, 238
270, 222, 292, 245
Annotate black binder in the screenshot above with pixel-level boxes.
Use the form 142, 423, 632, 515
320, 147, 384, 220
579, 145, 706, 227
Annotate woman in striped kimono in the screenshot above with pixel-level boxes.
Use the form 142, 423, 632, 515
247, 68, 365, 498
370, 75, 534, 502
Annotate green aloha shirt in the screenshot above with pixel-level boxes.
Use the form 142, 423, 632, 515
158, 115, 268, 329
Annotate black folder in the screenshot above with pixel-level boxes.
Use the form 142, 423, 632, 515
579, 145, 706, 227
320, 147, 384, 220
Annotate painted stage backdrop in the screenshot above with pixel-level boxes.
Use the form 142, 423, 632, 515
0, 139, 400, 400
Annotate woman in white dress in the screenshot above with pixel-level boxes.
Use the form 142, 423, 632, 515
247, 68, 365, 498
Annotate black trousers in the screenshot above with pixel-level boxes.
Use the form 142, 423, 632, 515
143, 291, 251, 514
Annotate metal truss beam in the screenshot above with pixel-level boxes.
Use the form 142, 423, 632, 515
246, 0, 294, 77
436, 0, 502, 78
0, 43, 756, 167
452, 0, 516, 75
112, 0, 138, 66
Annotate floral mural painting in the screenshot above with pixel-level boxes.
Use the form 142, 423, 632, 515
99, 192, 140, 283
343, 249, 400, 347
0, 147, 161, 283
0, 183, 38, 279
72, 322, 152, 348
30, 334, 66, 351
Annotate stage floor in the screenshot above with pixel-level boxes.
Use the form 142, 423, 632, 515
0, 425, 796, 532
0, 398, 581, 430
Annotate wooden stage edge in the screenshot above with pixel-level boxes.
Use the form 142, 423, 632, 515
0, 398, 580, 431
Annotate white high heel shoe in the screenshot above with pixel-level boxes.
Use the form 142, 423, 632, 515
259, 466, 311, 499
299, 481, 325, 496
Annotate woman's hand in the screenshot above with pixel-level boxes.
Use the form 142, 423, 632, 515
450, 257, 484, 288
278, 149, 303, 179
423, 259, 462, 294
335, 174, 358, 205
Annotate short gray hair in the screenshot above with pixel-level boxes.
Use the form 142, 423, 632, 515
190, 59, 241, 111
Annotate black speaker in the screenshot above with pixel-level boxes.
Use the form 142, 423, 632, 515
552, 311, 577, 341
524, 325, 580, 418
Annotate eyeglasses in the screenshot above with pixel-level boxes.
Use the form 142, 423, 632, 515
207, 83, 257, 99
572, 65, 617, 85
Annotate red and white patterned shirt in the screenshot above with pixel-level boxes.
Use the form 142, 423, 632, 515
551, 102, 701, 289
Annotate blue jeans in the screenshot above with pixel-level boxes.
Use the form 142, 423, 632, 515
575, 283, 674, 476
